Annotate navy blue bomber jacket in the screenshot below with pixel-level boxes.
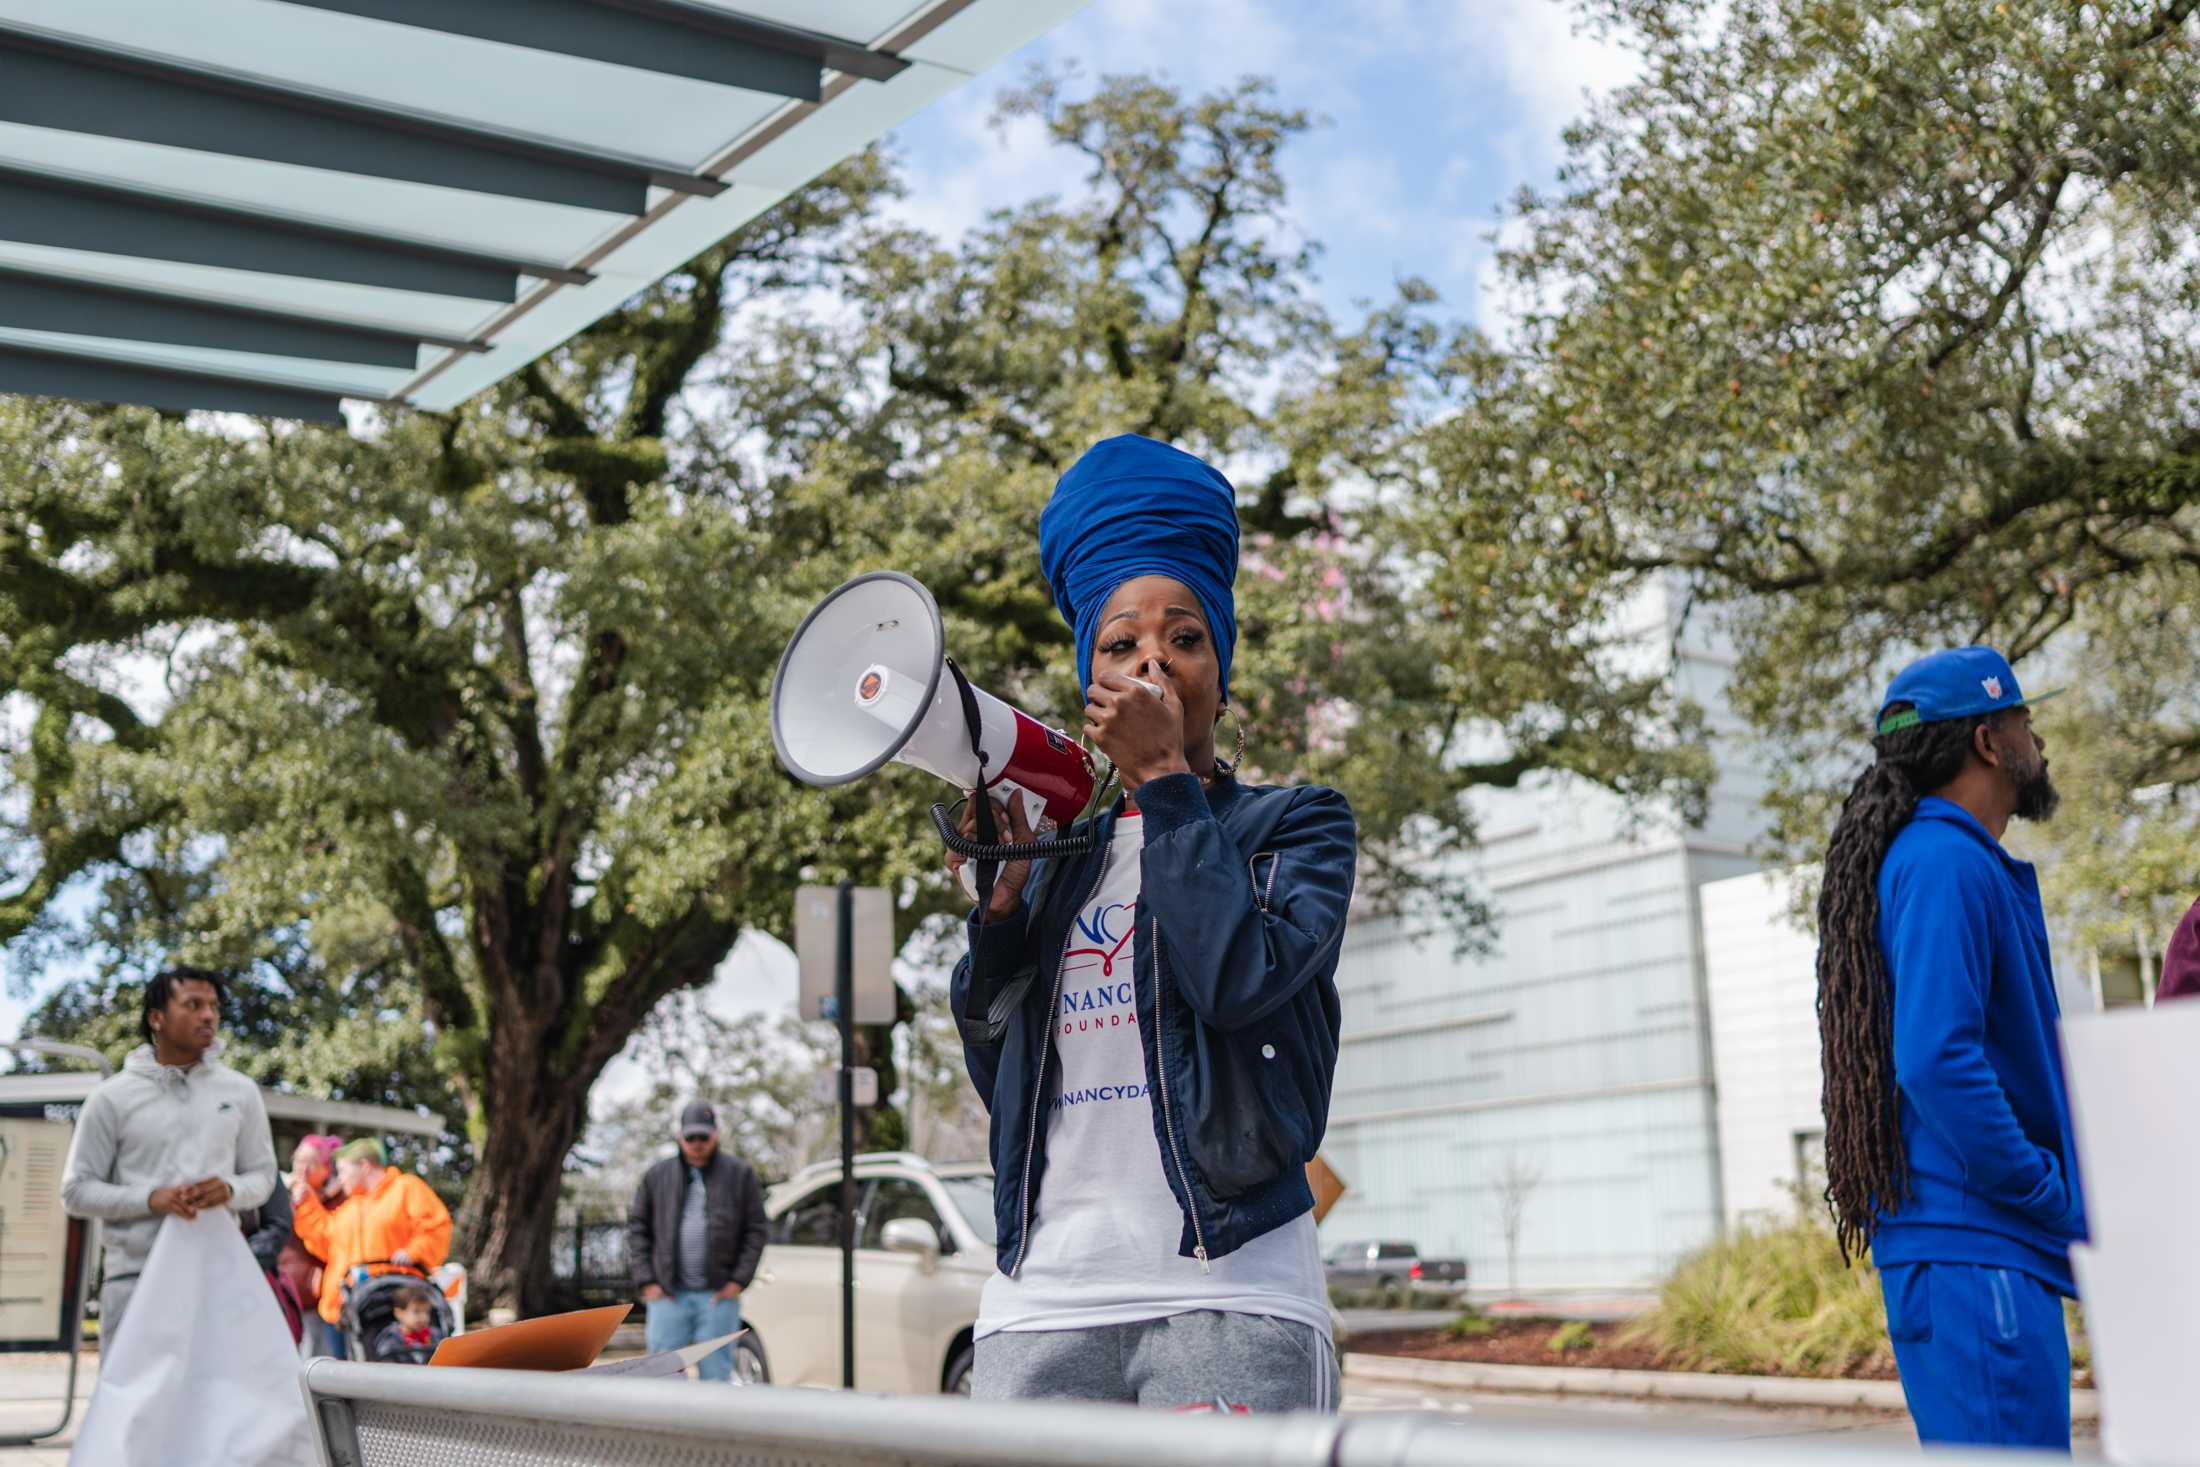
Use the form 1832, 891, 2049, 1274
950, 770, 1357, 1276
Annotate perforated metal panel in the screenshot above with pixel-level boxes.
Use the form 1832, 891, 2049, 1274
353, 1402, 889, 1467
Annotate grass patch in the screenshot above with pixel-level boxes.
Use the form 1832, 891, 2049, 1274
1622, 1212, 1891, 1377
1443, 1313, 1495, 1340
1629, 1207, 2096, 1381
1546, 1320, 1595, 1354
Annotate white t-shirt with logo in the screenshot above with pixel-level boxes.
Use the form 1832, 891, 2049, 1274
976, 814, 1327, 1338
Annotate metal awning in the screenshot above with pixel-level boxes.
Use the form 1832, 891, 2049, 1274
0, 0, 1084, 422
0, 1068, 447, 1137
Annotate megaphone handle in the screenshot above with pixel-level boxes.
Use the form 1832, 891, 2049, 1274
944, 658, 1001, 916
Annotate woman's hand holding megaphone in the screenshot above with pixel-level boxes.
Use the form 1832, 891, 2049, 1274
948, 791, 1037, 923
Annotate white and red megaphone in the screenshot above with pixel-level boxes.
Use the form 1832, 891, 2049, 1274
771, 573, 1102, 891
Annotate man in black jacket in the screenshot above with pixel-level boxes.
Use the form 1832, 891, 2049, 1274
626, 1101, 767, 1382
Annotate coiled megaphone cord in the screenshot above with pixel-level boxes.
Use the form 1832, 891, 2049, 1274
930, 799, 1104, 862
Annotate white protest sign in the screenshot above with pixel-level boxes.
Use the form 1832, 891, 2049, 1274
70, 1210, 312, 1467
2059, 1002, 2200, 1465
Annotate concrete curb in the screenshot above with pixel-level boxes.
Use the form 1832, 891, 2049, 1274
1342, 1352, 2102, 1421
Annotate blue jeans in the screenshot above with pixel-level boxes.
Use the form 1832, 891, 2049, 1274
323, 1319, 349, 1360
1881, 1262, 2071, 1450
645, 1289, 740, 1383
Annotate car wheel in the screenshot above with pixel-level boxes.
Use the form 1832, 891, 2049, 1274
733, 1333, 771, 1386
1379, 1277, 1404, 1304
943, 1340, 975, 1396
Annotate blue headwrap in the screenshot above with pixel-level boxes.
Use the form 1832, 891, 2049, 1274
1037, 435, 1241, 697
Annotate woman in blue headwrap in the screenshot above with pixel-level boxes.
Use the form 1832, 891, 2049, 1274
948, 435, 1359, 1411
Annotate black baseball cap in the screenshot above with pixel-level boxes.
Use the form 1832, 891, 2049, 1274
679, 1101, 717, 1139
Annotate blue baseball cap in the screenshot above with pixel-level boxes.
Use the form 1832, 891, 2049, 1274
1876, 646, 2061, 735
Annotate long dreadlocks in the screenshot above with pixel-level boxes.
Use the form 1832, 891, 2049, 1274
1814, 704, 1985, 1262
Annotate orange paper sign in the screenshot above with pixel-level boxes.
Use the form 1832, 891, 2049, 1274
1306, 1153, 1347, 1224
427, 1304, 632, 1371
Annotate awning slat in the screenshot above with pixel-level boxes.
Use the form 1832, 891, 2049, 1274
0, 268, 484, 367
0, 166, 590, 300
266, 0, 832, 98
0, 341, 351, 422
0, 22, 727, 211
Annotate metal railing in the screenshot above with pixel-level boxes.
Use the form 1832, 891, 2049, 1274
301, 1359, 2081, 1467
547, 1212, 633, 1310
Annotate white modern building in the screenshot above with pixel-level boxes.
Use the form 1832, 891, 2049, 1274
1318, 585, 1770, 1292
1698, 867, 1824, 1231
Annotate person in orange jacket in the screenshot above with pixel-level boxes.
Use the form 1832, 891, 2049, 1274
291, 1138, 452, 1359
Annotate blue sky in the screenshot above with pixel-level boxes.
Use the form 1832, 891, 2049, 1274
0, 2, 1639, 1047
883, 0, 1639, 330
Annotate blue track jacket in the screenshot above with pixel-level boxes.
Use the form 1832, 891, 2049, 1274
951, 771, 1356, 1275
1872, 797, 2087, 1292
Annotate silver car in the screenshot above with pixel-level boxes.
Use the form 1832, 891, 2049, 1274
735, 1153, 996, 1394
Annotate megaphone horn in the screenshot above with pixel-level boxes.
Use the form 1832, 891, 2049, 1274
770, 573, 1107, 884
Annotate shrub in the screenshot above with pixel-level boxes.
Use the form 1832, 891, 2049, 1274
1623, 1211, 1891, 1377
1444, 1313, 1495, 1340
1547, 1321, 1595, 1353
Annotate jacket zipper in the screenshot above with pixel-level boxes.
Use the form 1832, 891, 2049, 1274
1009, 845, 1113, 1278
1150, 928, 1210, 1272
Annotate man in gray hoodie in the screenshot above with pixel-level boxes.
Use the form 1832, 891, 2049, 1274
60, 966, 278, 1354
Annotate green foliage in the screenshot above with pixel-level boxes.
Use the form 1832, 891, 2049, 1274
1546, 1320, 1596, 1354
1444, 1312, 1496, 1340
1632, 1206, 2096, 1380
1440, 0, 2200, 875
2006, 602, 2200, 961
2066, 1299, 2091, 1375
1625, 1212, 1892, 1376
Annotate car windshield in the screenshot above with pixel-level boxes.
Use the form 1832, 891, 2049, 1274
935, 1176, 997, 1248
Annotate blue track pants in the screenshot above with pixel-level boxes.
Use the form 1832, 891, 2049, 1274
1880, 1261, 2071, 1451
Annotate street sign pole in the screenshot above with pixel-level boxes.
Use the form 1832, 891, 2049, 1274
835, 878, 856, 1392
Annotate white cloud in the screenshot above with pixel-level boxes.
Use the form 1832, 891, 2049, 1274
880, 1, 1651, 328
1464, 1, 1641, 165
882, 91, 1076, 246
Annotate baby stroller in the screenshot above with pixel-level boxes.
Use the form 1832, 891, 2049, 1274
339, 1260, 459, 1365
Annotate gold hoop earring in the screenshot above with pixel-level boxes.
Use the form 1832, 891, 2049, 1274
1215, 705, 1246, 777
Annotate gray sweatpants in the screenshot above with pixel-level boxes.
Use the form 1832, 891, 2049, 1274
974, 1310, 1339, 1412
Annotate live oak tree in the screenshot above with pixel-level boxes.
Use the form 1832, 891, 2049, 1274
2, 73, 1706, 1309
1431, 0, 2200, 866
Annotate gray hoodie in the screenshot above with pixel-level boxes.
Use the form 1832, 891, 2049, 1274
60, 1045, 277, 1282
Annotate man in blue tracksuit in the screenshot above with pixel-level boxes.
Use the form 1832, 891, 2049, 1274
1813, 647, 2086, 1450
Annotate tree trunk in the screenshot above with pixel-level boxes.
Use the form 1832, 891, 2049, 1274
457, 1071, 588, 1317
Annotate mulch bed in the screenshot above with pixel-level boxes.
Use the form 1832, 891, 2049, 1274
1349, 1320, 1904, 1380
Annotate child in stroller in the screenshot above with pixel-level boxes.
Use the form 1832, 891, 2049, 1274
345, 1266, 454, 1365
